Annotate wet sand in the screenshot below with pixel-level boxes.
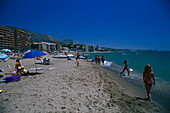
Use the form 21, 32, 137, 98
0, 56, 167, 113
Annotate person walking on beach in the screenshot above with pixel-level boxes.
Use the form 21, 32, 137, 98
95, 55, 98, 64
143, 64, 155, 102
120, 60, 130, 76
98, 55, 100, 64
75, 58, 80, 67
101, 55, 105, 65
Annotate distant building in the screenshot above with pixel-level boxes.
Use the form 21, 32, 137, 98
31, 42, 40, 50
31, 42, 56, 51
85, 45, 89, 52
88, 45, 95, 52
62, 47, 69, 52
0, 25, 15, 49
14, 29, 31, 50
56, 43, 62, 51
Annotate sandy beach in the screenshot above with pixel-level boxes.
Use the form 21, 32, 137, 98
0, 56, 167, 113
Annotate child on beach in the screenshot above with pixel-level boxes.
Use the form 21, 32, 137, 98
143, 64, 155, 102
75, 58, 80, 67
120, 60, 130, 76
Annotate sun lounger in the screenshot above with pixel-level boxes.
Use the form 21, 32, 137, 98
30, 67, 54, 71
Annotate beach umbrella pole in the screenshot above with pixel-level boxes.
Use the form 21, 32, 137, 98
34, 59, 37, 73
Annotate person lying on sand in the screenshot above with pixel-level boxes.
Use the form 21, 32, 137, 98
143, 64, 155, 102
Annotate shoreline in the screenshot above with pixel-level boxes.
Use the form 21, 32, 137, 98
0, 56, 168, 112
93, 63, 168, 113
86, 51, 170, 111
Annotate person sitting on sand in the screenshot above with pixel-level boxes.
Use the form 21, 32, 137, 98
143, 64, 155, 102
75, 58, 79, 67
120, 60, 130, 76
15, 59, 21, 75
101, 55, 105, 65
43, 58, 51, 65
67, 56, 71, 60
43, 58, 46, 63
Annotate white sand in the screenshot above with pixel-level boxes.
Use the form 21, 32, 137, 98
0, 56, 167, 113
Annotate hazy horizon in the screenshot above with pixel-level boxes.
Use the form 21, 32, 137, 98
0, 0, 170, 51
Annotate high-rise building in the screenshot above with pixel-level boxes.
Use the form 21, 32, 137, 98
0, 25, 15, 49
14, 29, 31, 50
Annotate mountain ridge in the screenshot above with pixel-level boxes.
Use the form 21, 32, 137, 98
6, 26, 61, 44
62, 39, 82, 45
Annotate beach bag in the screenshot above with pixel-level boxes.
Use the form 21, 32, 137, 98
5, 75, 20, 83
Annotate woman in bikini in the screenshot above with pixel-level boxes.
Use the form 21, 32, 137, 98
143, 64, 155, 102
120, 60, 130, 76
101, 55, 105, 65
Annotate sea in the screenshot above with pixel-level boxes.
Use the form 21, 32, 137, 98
86, 51, 170, 111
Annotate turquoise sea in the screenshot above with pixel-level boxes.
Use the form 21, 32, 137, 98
86, 51, 170, 111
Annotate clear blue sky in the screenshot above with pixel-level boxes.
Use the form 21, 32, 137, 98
0, 0, 170, 51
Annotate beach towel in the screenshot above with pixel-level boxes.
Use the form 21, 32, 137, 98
5, 75, 20, 83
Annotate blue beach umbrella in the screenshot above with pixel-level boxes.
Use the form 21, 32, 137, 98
23, 50, 47, 59
0, 52, 9, 60
23, 50, 47, 72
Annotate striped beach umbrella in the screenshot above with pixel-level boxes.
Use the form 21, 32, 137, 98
1, 49, 12, 53
0, 53, 9, 60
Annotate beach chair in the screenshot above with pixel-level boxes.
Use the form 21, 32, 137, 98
43, 59, 50, 65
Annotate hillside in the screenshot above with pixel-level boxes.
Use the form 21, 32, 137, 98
62, 39, 82, 45
7, 26, 61, 43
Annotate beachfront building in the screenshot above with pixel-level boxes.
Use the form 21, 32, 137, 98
62, 47, 69, 52
85, 45, 89, 52
31, 42, 56, 51
0, 25, 15, 49
41, 42, 56, 51
56, 43, 62, 51
31, 42, 41, 50
14, 29, 31, 50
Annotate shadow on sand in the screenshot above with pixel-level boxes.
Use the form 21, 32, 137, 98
136, 97, 148, 101
21, 72, 42, 76
0, 75, 3, 78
